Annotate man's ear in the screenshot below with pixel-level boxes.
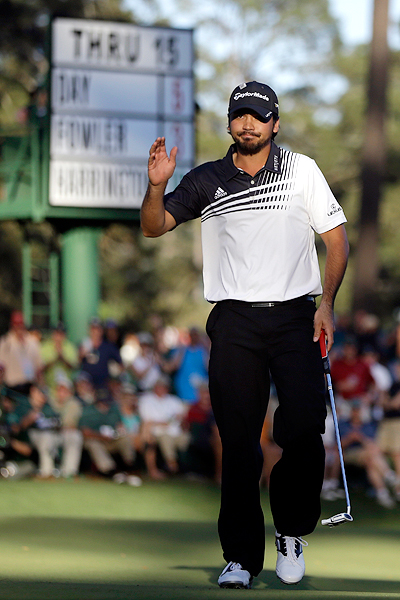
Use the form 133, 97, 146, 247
273, 118, 280, 134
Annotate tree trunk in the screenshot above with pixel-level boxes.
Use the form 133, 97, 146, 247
352, 0, 389, 313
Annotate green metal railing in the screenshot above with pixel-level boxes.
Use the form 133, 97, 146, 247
0, 125, 47, 221
22, 242, 60, 330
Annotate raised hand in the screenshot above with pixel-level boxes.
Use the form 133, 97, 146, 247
148, 137, 178, 187
141, 137, 178, 236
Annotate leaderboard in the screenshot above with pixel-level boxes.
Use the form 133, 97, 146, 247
49, 18, 194, 209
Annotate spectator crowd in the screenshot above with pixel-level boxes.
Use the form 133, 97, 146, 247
0, 311, 221, 486
321, 309, 400, 509
2, 306, 400, 511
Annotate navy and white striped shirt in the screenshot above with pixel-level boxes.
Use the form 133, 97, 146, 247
164, 142, 346, 303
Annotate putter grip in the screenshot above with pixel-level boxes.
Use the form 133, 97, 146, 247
319, 330, 327, 359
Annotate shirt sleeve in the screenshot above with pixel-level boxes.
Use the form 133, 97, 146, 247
170, 396, 186, 418
304, 158, 347, 234
64, 342, 79, 368
138, 396, 153, 421
164, 170, 203, 226
31, 339, 44, 371
40, 341, 56, 366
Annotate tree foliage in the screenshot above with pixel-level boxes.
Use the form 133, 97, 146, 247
139, 0, 341, 117
0, 0, 133, 125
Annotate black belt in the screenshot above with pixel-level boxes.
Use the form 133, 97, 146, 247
219, 295, 315, 308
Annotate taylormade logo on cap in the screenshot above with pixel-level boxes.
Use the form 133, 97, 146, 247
228, 81, 279, 120
233, 91, 271, 102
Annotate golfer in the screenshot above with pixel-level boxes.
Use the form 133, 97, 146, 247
141, 81, 349, 587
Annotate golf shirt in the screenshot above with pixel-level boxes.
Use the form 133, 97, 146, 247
138, 392, 186, 437
11, 397, 60, 430
80, 340, 122, 388
78, 402, 123, 433
164, 142, 347, 303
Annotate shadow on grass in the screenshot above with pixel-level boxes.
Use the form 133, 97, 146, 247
174, 564, 400, 594
1, 516, 400, 599
1, 572, 400, 600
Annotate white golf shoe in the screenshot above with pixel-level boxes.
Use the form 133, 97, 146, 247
275, 532, 307, 584
218, 562, 253, 589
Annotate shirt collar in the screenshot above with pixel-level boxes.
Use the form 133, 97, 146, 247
223, 141, 282, 180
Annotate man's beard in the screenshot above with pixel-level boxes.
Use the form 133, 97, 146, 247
234, 134, 270, 156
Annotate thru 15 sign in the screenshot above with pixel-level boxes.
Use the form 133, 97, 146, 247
49, 18, 194, 210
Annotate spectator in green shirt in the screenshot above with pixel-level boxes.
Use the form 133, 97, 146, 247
79, 388, 136, 479
12, 384, 60, 478
0, 363, 35, 476
41, 322, 79, 393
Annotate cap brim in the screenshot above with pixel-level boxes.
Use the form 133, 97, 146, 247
229, 104, 275, 121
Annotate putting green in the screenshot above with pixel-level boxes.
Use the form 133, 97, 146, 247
0, 477, 400, 599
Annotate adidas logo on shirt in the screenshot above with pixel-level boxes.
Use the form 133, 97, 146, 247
214, 187, 227, 200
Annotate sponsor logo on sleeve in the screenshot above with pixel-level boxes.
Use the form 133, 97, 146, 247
327, 203, 343, 216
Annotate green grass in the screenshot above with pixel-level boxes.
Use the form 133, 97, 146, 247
1, 477, 400, 599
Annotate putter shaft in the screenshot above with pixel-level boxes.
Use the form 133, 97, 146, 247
319, 332, 353, 526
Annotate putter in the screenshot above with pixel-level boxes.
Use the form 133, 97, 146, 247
319, 331, 353, 527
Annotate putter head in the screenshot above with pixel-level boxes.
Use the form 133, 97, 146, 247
321, 512, 353, 527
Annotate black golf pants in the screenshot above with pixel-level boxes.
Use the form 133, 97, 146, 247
206, 297, 327, 577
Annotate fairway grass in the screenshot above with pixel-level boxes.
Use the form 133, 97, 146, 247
0, 477, 400, 599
